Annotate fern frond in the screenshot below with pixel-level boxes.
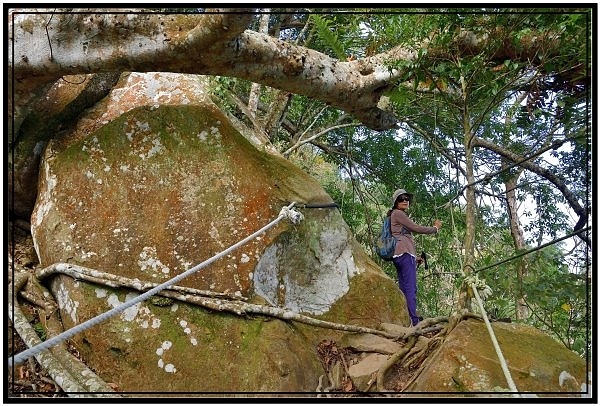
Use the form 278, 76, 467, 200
310, 14, 347, 60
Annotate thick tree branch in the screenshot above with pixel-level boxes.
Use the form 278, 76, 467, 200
471, 135, 585, 216
9, 10, 588, 132
9, 10, 405, 131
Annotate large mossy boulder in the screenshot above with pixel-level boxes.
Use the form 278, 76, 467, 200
30, 73, 408, 393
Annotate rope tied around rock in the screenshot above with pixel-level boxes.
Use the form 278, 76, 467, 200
279, 204, 304, 224
465, 274, 521, 397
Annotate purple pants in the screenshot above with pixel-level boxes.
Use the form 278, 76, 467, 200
392, 253, 419, 326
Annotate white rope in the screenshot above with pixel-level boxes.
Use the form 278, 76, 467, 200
440, 160, 521, 396
9, 202, 301, 367
468, 278, 521, 397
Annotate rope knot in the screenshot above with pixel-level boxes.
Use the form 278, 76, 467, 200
279, 206, 304, 224
465, 274, 493, 301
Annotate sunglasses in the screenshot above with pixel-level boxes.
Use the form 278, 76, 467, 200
397, 196, 411, 203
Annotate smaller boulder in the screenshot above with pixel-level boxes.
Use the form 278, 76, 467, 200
347, 353, 390, 392
343, 333, 403, 355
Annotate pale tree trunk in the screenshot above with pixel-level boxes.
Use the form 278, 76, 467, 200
503, 162, 529, 320
458, 131, 477, 310
263, 90, 293, 141
501, 93, 528, 320
457, 78, 477, 311
247, 11, 271, 122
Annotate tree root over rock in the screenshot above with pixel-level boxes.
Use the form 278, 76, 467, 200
377, 313, 485, 393
10, 262, 485, 396
313, 313, 487, 395
34, 263, 415, 339
376, 335, 417, 392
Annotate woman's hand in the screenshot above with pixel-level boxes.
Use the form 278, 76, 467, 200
433, 219, 442, 230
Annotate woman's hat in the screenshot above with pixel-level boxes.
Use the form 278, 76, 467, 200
392, 188, 414, 207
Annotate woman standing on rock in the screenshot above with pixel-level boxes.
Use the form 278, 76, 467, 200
389, 188, 441, 327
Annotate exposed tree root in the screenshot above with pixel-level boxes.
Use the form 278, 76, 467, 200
376, 336, 417, 392
9, 271, 120, 397
36, 263, 248, 301
392, 311, 484, 392
371, 310, 485, 393
400, 334, 444, 391
34, 263, 413, 339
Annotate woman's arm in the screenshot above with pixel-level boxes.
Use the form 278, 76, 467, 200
391, 210, 438, 235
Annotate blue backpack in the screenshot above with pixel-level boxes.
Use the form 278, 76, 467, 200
375, 216, 396, 261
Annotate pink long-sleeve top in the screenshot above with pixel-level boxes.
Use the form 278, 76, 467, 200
390, 209, 438, 257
